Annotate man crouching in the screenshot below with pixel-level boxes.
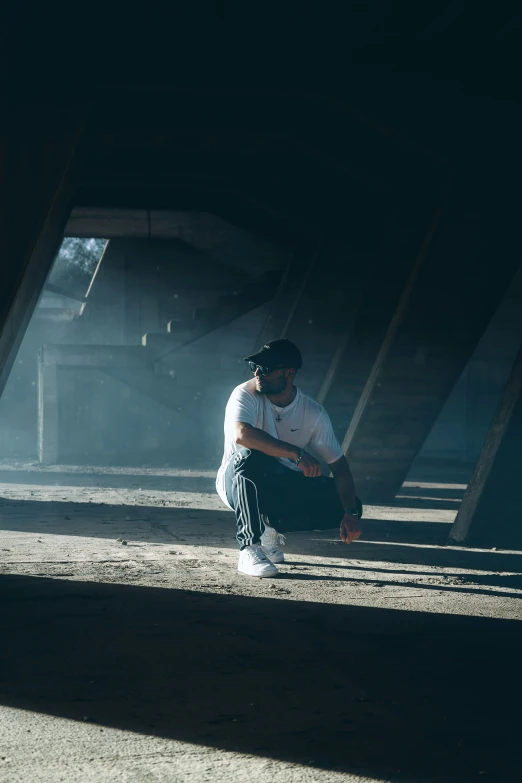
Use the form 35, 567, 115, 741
216, 338, 362, 578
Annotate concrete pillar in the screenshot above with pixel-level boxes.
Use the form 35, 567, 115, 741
0, 103, 84, 397
449, 340, 522, 547
251, 244, 321, 351
341, 185, 520, 504
247, 198, 438, 429
283, 240, 377, 400
37, 348, 59, 464
302, 203, 436, 442
249, 219, 399, 397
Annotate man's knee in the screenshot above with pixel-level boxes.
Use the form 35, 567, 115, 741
232, 447, 277, 476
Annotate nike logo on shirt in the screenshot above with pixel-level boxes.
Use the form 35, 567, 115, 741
291, 428, 299, 432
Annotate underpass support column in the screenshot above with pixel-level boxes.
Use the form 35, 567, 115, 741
37, 347, 59, 464
449, 340, 522, 547
252, 242, 321, 349
0, 102, 84, 397
251, 207, 419, 400
341, 184, 520, 504
319, 203, 437, 445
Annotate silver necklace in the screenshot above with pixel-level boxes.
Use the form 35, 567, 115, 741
270, 389, 297, 422
272, 403, 285, 423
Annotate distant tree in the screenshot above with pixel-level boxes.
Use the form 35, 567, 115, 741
54, 238, 108, 277
47, 238, 109, 299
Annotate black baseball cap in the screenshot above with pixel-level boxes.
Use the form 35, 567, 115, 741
244, 338, 303, 370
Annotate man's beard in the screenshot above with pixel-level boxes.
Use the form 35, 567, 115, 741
255, 377, 286, 395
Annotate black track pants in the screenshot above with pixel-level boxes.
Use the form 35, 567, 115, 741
224, 447, 361, 549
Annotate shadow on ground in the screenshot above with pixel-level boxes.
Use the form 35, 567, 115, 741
0, 499, 234, 545
0, 469, 216, 492
292, 559, 522, 592
1, 574, 521, 782
1, 496, 522, 571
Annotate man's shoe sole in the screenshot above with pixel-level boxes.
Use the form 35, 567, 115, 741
238, 567, 279, 578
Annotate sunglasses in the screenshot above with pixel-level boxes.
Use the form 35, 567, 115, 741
249, 362, 286, 376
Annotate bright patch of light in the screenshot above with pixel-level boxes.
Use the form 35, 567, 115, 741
0, 705, 386, 783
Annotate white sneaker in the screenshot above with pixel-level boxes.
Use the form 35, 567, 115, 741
238, 544, 279, 578
260, 523, 286, 564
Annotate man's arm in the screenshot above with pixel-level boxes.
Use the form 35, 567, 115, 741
329, 454, 357, 508
233, 422, 322, 477
330, 455, 362, 544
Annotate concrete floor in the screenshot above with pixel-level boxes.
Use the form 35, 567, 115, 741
1, 463, 522, 782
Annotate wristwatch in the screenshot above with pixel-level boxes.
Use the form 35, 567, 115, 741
345, 506, 360, 518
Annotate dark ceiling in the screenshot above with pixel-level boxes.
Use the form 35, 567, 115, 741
4, 4, 522, 250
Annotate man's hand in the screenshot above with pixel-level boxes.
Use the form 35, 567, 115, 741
340, 512, 362, 544
296, 451, 322, 477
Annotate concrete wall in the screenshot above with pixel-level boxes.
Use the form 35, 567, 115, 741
1, 229, 520, 471
0, 225, 282, 467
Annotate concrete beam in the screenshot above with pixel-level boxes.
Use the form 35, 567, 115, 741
314, 203, 435, 443
248, 198, 436, 405
147, 272, 282, 362
64, 208, 289, 275
281, 242, 371, 400
251, 244, 321, 352
0, 105, 85, 398
449, 341, 522, 546
342, 187, 521, 504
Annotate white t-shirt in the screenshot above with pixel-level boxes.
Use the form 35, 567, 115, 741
216, 379, 344, 508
